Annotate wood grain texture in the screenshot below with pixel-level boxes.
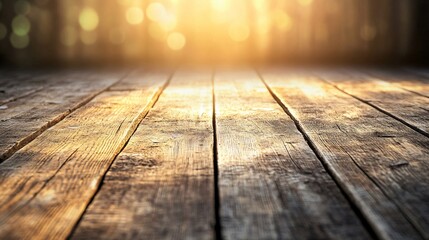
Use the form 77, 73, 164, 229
0, 70, 53, 105
261, 69, 429, 240
366, 69, 429, 98
72, 70, 215, 240
214, 70, 371, 240
315, 70, 429, 136
0, 70, 127, 161
0, 70, 170, 240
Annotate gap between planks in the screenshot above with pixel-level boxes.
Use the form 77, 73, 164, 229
323, 81, 429, 139
67, 71, 174, 239
0, 71, 130, 162
0, 70, 172, 239
70, 70, 214, 240
255, 69, 380, 239
0, 71, 52, 105
316, 70, 429, 138
214, 69, 370, 240
259, 69, 429, 239
212, 69, 222, 240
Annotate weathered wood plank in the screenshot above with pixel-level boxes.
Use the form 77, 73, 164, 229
0, 70, 170, 239
261, 69, 429, 240
366, 69, 429, 98
214, 70, 371, 240
0, 71, 127, 161
72, 70, 214, 240
0, 71, 53, 105
315, 70, 429, 136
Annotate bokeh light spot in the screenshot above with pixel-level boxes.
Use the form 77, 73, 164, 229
159, 14, 176, 32
126, 7, 144, 25
146, 2, 166, 22
167, 32, 186, 50
229, 22, 250, 42
10, 33, 29, 49
79, 8, 99, 31
12, 15, 31, 36
273, 10, 293, 32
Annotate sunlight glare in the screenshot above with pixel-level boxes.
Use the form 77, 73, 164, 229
229, 22, 250, 42
272, 10, 293, 32
146, 2, 167, 23
286, 80, 327, 97
167, 32, 186, 50
126, 7, 144, 25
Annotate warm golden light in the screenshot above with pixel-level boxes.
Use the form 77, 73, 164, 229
229, 22, 250, 42
159, 15, 176, 32
298, 0, 313, 6
79, 8, 99, 31
146, 2, 166, 23
126, 7, 144, 25
149, 23, 168, 41
167, 32, 186, 50
273, 10, 293, 32
2, 0, 414, 64
284, 79, 327, 97
211, 0, 229, 12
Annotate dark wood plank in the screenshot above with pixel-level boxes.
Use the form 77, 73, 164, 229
214, 70, 371, 240
0, 70, 127, 161
261, 69, 429, 240
0, 70, 170, 239
315, 70, 429, 136
404, 69, 429, 82
0, 71, 53, 105
72, 70, 215, 240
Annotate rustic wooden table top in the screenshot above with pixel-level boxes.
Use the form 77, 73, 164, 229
0, 67, 428, 240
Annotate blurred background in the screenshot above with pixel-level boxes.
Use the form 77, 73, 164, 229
0, 0, 428, 67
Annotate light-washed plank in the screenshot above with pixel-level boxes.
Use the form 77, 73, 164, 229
261, 68, 429, 240
214, 69, 371, 240
316, 70, 429, 136
368, 69, 429, 98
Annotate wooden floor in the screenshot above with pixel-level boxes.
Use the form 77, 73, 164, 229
0, 67, 428, 240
